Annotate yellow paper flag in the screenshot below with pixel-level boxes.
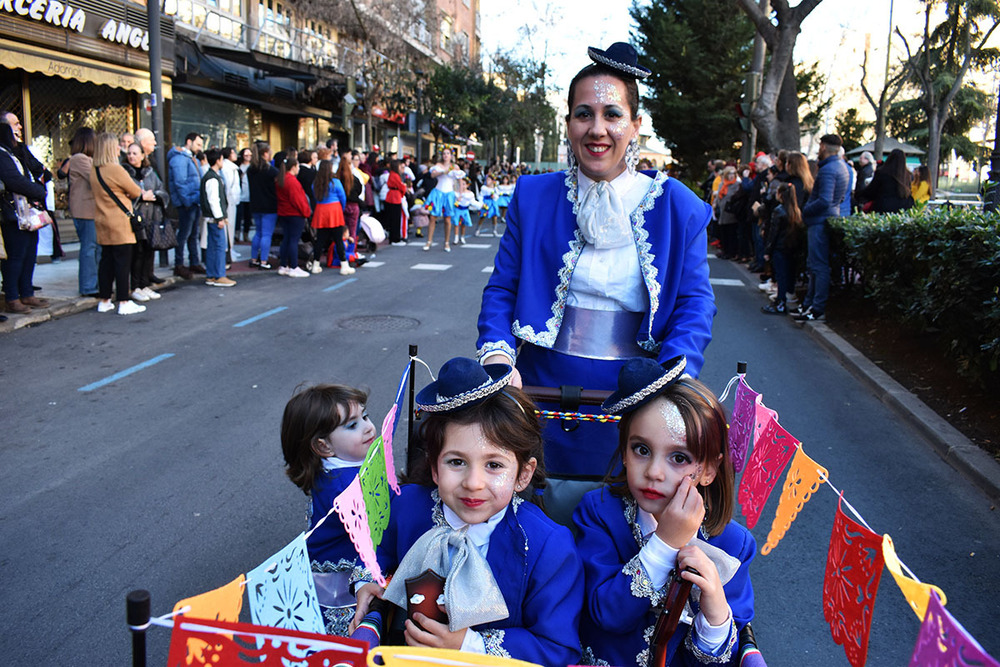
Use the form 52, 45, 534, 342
762, 446, 827, 555
172, 575, 246, 664
370, 646, 542, 667
882, 534, 947, 620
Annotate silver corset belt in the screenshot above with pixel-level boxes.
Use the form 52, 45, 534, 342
551, 306, 653, 360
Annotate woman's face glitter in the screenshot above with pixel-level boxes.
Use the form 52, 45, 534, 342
432, 422, 522, 524
567, 75, 640, 182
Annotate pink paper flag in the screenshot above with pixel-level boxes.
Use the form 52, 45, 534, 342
909, 591, 999, 666
737, 416, 798, 529
728, 379, 760, 473
753, 401, 778, 447
332, 476, 385, 586
381, 404, 400, 493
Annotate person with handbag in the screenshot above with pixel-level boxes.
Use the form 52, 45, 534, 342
91, 132, 155, 315
124, 142, 169, 302
0, 122, 48, 314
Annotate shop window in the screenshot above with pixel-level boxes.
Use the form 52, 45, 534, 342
171, 91, 252, 150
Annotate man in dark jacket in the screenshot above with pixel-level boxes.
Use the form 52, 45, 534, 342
167, 132, 204, 278
797, 134, 850, 322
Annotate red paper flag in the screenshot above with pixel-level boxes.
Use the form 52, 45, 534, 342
737, 416, 798, 529
909, 591, 1000, 666
823, 495, 885, 667
167, 616, 368, 667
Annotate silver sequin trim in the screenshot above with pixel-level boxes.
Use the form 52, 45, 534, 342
636, 625, 656, 667
587, 48, 651, 79
632, 172, 668, 352
624, 494, 646, 547
581, 647, 611, 666
322, 605, 355, 637
348, 563, 374, 587
623, 552, 667, 607
604, 355, 686, 414
418, 374, 512, 412
476, 340, 517, 364
312, 558, 358, 574
683, 619, 737, 664
481, 629, 511, 658
431, 488, 446, 527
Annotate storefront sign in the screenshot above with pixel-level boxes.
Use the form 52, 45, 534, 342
1, 0, 150, 51
0, 0, 86, 32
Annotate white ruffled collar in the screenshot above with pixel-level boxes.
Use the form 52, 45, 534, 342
322, 456, 364, 472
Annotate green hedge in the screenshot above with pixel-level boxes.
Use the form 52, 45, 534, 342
829, 207, 1000, 383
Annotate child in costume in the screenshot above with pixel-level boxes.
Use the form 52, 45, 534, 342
410, 198, 429, 238
353, 357, 584, 667
282, 384, 378, 636
573, 356, 755, 666
476, 174, 501, 237
496, 174, 515, 223
452, 178, 478, 245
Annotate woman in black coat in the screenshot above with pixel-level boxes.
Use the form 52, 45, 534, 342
860, 149, 914, 213
0, 123, 48, 314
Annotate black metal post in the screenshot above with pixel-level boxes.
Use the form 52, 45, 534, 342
407, 343, 418, 473
737, 360, 748, 375
146, 0, 166, 179
127, 589, 151, 667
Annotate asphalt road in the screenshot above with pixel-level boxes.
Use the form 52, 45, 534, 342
1, 235, 997, 665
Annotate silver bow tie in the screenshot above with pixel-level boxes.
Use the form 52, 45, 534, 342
384, 524, 509, 632
577, 180, 633, 249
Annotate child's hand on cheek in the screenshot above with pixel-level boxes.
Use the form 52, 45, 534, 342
677, 546, 728, 627
404, 613, 467, 649
653, 477, 706, 549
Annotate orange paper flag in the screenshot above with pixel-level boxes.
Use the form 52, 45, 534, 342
762, 446, 828, 555
883, 535, 947, 621
172, 575, 246, 664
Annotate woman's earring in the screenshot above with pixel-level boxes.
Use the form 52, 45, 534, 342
566, 139, 577, 171
626, 137, 640, 174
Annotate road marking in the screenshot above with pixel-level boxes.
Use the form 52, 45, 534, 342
323, 278, 358, 292
233, 306, 289, 328
362, 261, 385, 268
710, 278, 745, 287
412, 263, 451, 271
482, 266, 494, 273
78, 353, 175, 392
461, 243, 491, 249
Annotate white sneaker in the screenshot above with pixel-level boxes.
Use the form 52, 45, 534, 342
97, 300, 115, 313
278, 266, 290, 276
141, 287, 161, 300
118, 300, 146, 315
309, 260, 323, 274
130, 289, 150, 302
288, 266, 310, 278
757, 279, 773, 292
391, 241, 407, 247
340, 265, 356, 276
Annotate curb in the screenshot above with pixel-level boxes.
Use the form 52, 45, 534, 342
803, 319, 1000, 503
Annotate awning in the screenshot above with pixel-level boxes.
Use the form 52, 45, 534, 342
0, 38, 172, 97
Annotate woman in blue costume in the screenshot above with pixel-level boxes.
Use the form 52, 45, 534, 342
476, 42, 716, 484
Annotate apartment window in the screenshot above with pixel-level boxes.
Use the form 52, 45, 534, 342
440, 17, 452, 52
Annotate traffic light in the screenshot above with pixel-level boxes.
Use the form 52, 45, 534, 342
735, 103, 752, 134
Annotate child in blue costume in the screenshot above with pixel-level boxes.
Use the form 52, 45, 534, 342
476, 174, 501, 237
573, 356, 755, 666
352, 358, 584, 667
282, 384, 378, 636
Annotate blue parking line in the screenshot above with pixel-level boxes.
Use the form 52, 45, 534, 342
323, 278, 357, 292
233, 306, 288, 328
78, 353, 175, 392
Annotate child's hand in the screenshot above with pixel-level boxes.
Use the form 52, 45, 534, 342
350, 583, 385, 634
653, 477, 705, 549
677, 545, 728, 627
405, 613, 467, 649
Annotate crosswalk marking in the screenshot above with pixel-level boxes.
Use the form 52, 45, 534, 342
710, 278, 745, 287
482, 267, 494, 273
412, 263, 452, 271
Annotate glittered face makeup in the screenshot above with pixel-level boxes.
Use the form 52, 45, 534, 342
624, 397, 713, 516
567, 75, 640, 182
432, 422, 525, 524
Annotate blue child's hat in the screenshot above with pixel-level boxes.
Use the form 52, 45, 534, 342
601, 355, 687, 415
415, 357, 513, 413
587, 42, 652, 79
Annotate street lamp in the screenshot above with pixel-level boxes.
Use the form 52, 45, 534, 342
415, 69, 424, 165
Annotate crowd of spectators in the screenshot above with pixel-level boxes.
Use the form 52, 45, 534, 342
700, 138, 928, 322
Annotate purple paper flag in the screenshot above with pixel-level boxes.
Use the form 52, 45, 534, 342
729, 378, 760, 473
909, 592, 999, 666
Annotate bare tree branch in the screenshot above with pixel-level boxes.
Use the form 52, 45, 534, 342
734, 0, 777, 46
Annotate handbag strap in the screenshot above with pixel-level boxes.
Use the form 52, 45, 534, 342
95, 166, 136, 217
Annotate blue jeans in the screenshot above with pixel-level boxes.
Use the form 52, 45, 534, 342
73, 218, 99, 294
0, 219, 37, 302
278, 216, 305, 268
772, 249, 795, 306
250, 212, 277, 263
205, 219, 227, 278
804, 223, 830, 314
175, 204, 201, 267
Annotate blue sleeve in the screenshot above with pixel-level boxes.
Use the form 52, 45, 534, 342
802, 168, 833, 222
840, 167, 854, 216
475, 181, 524, 360
334, 178, 347, 207
491, 522, 584, 667
656, 185, 716, 377
573, 492, 660, 634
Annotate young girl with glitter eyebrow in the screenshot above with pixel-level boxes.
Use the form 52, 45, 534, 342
352, 357, 584, 667
573, 356, 755, 666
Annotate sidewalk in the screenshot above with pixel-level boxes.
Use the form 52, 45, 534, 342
0, 241, 265, 332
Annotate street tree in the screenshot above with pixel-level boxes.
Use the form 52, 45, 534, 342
859, 43, 908, 161
835, 108, 873, 152
483, 51, 556, 163
735, 0, 824, 151
887, 85, 993, 163
895, 0, 1000, 194
797, 60, 833, 137
631, 0, 755, 169
422, 63, 485, 152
